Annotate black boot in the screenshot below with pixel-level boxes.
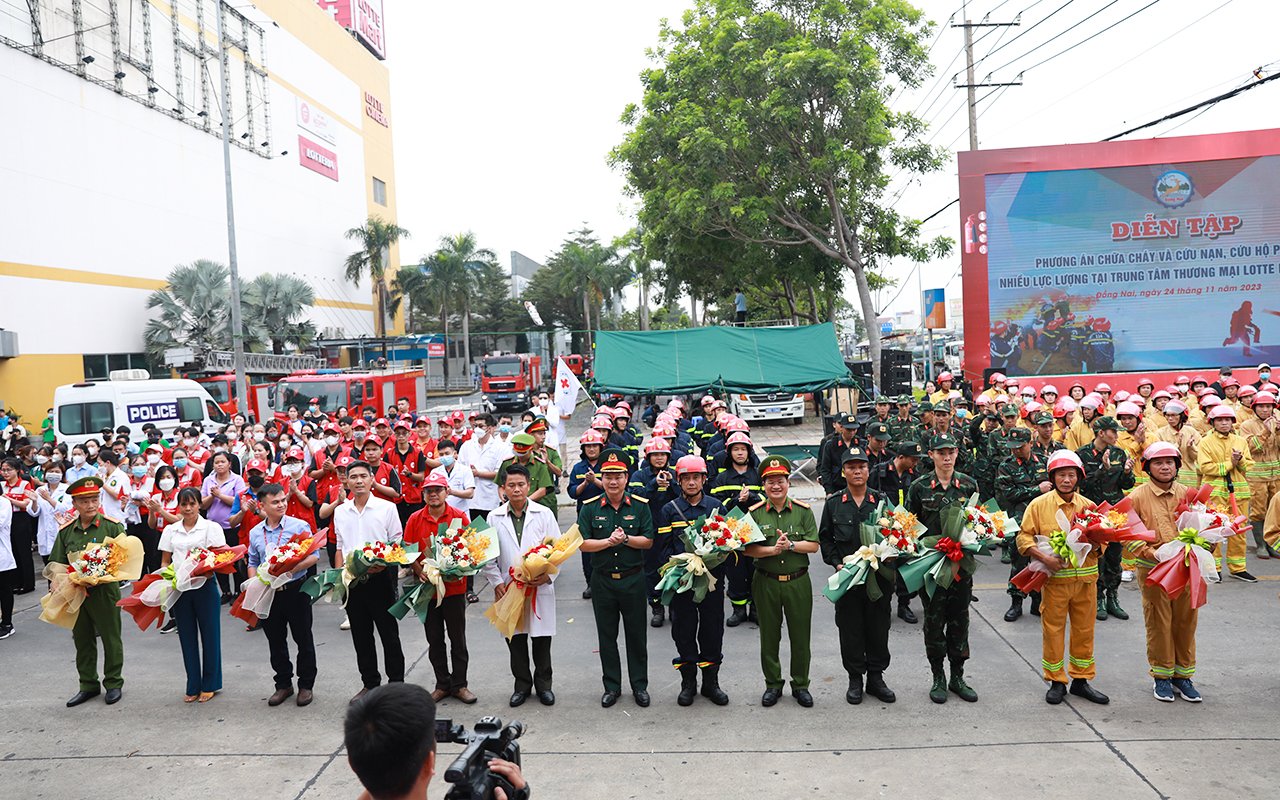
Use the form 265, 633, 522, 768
1004, 597, 1023, 622
699, 665, 729, 706
1105, 590, 1128, 620
677, 664, 698, 706
865, 671, 896, 703
650, 604, 665, 628
1029, 593, 1041, 616
726, 604, 748, 627
747, 604, 758, 623
897, 602, 918, 624
928, 664, 947, 704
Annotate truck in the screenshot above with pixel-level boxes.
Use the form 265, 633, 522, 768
562, 353, 591, 380
273, 369, 426, 420
53, 371, 228, 446
194, 373, 271, 420
726, 391, 805, 425
480, 353, 542, 413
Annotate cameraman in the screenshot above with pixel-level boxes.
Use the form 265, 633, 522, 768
346, 684, 528, 800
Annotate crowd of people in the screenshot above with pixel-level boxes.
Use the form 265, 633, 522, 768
1, 360, 1277, 714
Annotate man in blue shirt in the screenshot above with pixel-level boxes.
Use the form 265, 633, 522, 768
247, 482, 320, 707
734, 289, 747, 326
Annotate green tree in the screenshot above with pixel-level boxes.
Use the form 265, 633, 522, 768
344, 215, 410, 340
144, 261, 243, 364
242, 273, 317, 354
615, 227, 665, 330
613, 0, 952, 388
547, 226, 627, 349
423, 232, 497, 377
388, 264, 432, 335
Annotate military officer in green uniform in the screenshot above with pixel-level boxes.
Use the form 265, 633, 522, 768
577, 448, 655, 708
985, 404, 1024, 467
498, 433, 557, 514
819, 448, 895, 705
994, 428, 1050, 621
49, 476, 128, 707
1076, 416, 1135, 622
1029, 411, 1059, 460
745, 455, 820, 708
905, 436, 981, 705
886, 396, 917, 450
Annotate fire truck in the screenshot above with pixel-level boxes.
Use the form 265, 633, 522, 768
195, 374, 271, 420
273, 368, 426, 420
165, 348, 323, 423
480, 353, 543, 412
561, 353, 591, 380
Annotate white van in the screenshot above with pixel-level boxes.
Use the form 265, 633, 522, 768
53, 370, 229, 446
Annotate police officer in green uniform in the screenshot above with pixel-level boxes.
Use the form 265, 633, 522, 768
1076, 416, 1134, 622
819, 448, 895, 705
577, 448, 655, 708
994, 428, 1050, 621
745, 455, 820, 707
50, 476, 129, 706
498, 433, 557, 514
905, 436, 981, 704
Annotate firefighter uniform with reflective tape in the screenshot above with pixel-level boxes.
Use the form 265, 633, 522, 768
1239, 406, 1279, 551
655, 492, 726, 688
1197, 426, 1253, 574
709, 461, 761, 614
1125, 479, 1196, 681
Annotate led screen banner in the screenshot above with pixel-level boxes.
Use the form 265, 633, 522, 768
959, 130, 1280, 380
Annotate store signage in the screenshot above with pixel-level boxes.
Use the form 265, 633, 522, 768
298, 135, 339, 180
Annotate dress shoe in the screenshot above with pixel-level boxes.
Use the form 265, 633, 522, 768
431, 688, 449, 703
633, 690, 650, 707
268, 687, 294, 707
846, 676, 864, 705
296, 689, 313, 707
350, 688, 370, 704
537, 690, 556, 706
1045, 682, 1067, 705
897, 603, 918, 624
453, 687, 478, 704
581, 587, 592, 600
466, 591, 479, 604
865, 672, 896, 703
104, 688, 122, 705
761, 687, 781, 707
1069, 679, 1110, 704
650, 605, 665, 628
792, 688, 814, 707
1004, 599, 1023, 622
509, 691, 529, 707
726, 605, 748, 627
66, 689, 100, 707
601, 690, 620, 708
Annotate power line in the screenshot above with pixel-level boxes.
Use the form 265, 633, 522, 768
1105, 70, 1280, 140
983, 0, 1121, 76
973, 0, 1075, 67
999, 0, 1165, 77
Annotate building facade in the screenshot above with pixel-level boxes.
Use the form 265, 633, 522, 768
0, 0, 399, 421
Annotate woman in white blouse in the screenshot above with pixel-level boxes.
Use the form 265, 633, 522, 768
160, 488, 225, 703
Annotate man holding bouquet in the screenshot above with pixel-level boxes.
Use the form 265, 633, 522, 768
655, 455, 728, 707
482, 464, 562, 708
247, 483, 319, 707
404, 473, 475, 704
1077, 416, 1135, 621
1017, 451, 1108, 706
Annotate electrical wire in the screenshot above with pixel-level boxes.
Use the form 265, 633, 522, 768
973, 0, 1074, 67
982, 0, 1120, 76
1105, 70, 1280, 140
997, 0, 1164, 78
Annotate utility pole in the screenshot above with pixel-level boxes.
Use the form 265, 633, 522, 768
952, 17, 1022, 151
215, 3, 249, 418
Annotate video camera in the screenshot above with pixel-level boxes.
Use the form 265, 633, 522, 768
436, 716, 527, 800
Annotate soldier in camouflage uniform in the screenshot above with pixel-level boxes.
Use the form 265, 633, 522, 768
1029, 411, 1059, 460
1076, 416, 1135, 622
995, 428, 1049, 621
886, 396, 917, 451
905, 436, 980, 704
970, 410, 1002, 502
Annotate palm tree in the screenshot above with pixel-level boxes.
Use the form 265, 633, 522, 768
242, 273, 317, 354
549, 227, 623, 348
388, 264, 432, 335
616, 228, 661, 331
344, 216, 410, 341
430, 232, 496, 372
143, 260, 251, 364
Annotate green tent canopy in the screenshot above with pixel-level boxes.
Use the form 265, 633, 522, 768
591, 323, 856, 395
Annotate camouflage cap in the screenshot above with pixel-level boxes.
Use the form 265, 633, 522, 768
929, 435, 958, 451
895, 441, 924, 458
1008, 427, 1032, 444
1091, 415, 1121, 432
1031, 411, 1054, 425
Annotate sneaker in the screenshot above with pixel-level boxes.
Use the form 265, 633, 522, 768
1171, 678, 1202, 702
0, 624, 14, 640
1152, 679, 1175, 702
159, 619, 178, 635
340, 615, 351, 631
1230, 570, 1258, 583
1120, 569, 1134, 583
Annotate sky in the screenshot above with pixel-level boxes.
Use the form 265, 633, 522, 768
383, 0, 1279, 322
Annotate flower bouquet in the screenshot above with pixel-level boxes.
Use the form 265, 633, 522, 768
391, 517, 498, 624
963, 495, 1019, 549
40, 533, 145, 629
302, 539, 420, 607
1010, 510, 1093, 594
484, 525, 584, 639
1073, 497, 1157, 547
654, 508, 764, 605
1144, 486, 1248, 608
823, 502, 918, 603
898, 505, 996, 598
873, 504, 926, 557
230, 532, 327, 624
117, 544, 247, 631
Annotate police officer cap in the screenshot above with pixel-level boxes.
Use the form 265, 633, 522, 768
867, 421, 891, 440
837, 412, 858, 427
759, 454, 792, 478
1000, 405, 1020, 417
929, 435, 958, 451
1092, 415, 1121, 432
841, 447, 869, 465
68, 476, 104, 497
1031, 411, 1054, 425
895, 441, 924, 458
1008, 427, 1032, 444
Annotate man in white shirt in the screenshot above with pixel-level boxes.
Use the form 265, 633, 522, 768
334, 459, 405, 704
459, 413, 505, 522
431, 439, 475, 515
98, 451, 131, 522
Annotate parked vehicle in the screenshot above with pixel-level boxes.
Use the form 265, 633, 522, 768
54, 371, 228, 446
480, 354, 542, 412
273, 369, 425, 420
727, 391, 804, 425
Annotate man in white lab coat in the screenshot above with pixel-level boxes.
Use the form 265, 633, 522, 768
482, 463, 561, 708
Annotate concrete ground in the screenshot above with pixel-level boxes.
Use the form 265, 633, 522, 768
3, 406, 1278, 799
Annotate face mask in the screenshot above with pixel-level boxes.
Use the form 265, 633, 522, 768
354, 431, 367, 440
213, 446, 227, 453
440, 454, 455, 468
184, 437, 196, 447
51, 452, 63, 462
248, 475, 266, 490
499, 424, 512, 434
1261, 372, 1271, 381
72, 454, 86, 466
267, 431, 280, 440
538, 398, 549, 407
173, 458, 188, 470
326, 436, 340, 447
158, 477, 176, 492
87, 446, 99, 456
309, 405, 319, 413
131, 466, 147, 478
280, 438, 293, 449
36, 455, 48, 465
227, 431, 239, 441
147, 454, 161, 466
46, 472, 62, 484
254, 432, 266, 442
956, 408, 969, 419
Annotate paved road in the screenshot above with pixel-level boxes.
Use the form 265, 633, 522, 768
4, 402, 1277, 799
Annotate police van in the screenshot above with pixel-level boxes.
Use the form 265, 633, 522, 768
53, 370, 229, 446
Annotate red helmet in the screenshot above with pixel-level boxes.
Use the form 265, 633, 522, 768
992, 322, 1009, 336
725, 431, 753, 448
1040, 384, 1058, 397
938, 371, 953, 382
644, 438, 671, 456
1200, 395, 1222, 408
725, 417, 751, 433
1136, 377, 1154, 389
1207, 404, 1235, 420
1046, 319, 1064, 331
674, 455, 707, 476
579, 430, 606, 446
1092, 319, 1111, 332
1175, 375, 1190, 384
1254, 391, 1277, 405
990, 372, 1007, 384
1163, 400, 1188, 415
